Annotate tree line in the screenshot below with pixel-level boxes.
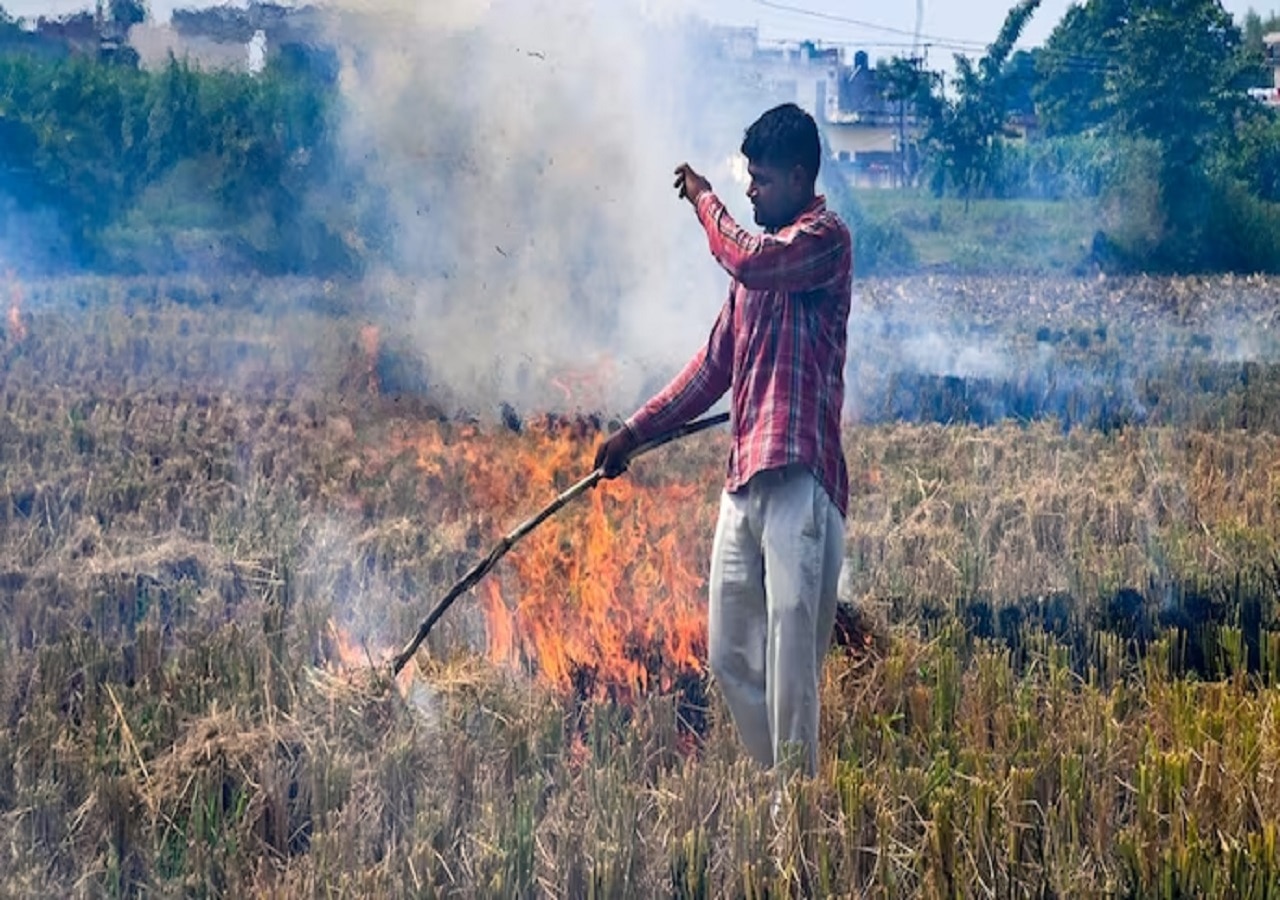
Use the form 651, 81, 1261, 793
0, 6, 385, 274
4, 2, 1280, 275
878, 0, 1280, 272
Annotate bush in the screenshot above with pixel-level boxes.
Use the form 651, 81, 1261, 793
1089, 136, 1280, 274
986, 135, 1114, 200
1202, 175, 1280, 274
1090, 139, 1166, 270
851, 213, 918, 276
1223, 108, 1280, 203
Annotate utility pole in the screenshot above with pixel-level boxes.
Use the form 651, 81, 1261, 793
901, 0, 924, 188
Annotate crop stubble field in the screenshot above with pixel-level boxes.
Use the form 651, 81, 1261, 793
3, 274, 1280, 897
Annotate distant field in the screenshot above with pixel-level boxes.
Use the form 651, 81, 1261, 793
3, 275, 1280, 896
853, 190, 1103, 275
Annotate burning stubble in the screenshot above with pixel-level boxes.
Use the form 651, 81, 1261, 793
326, 0, 762, 417
379, 416, 720, 700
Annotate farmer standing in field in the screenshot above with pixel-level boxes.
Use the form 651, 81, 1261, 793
594, 103, 852, 776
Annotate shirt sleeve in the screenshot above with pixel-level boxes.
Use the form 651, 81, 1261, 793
625, 292, 734, 444
695, 192, 848, 293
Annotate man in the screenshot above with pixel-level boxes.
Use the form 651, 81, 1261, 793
594, 103, 852, 776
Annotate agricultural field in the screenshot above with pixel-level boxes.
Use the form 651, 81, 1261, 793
851, 192, 1105, 276
3, 274, 1280, 897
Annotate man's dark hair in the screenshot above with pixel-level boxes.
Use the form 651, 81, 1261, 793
741, 103, 821, 181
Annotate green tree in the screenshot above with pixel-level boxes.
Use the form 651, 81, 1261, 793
914, 0, 1043, 205
1238, 10, 1276, 89
1005, 48, 1039, 119
1107, 0, 1250, 266
1225, 105, 1280, 202
876, 54, 939, 187
0, 18, 365, 274
143, 56, 203, 180
1034, 0, 1124, 136
0, 54, 150, 262
199, 47, 347, 272
1107, 0, 1245, 163
1031, 0, 1259, 269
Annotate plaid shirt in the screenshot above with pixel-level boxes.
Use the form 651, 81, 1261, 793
626, 191, 852, 517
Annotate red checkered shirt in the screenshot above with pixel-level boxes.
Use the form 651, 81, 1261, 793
626, 191, 852, 517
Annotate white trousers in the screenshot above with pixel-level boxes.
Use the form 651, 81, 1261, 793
708, 463, 845, 776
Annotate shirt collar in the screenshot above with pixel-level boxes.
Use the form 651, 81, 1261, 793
803, 195, 827, 217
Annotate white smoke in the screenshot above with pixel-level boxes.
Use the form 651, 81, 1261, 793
897, 329, 1012, 380
326, 0, 760, 415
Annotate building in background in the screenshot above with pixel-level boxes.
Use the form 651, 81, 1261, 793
11, 0, 143, 65
1253, 32, 1280, 107
701, 26, 920, 189
825, 51, 919, 189
131, 1, 327, 75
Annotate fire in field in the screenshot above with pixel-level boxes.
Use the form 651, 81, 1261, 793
6, 0, 1280, 896
5, 272, 1280, 897
376, 411, 717, 701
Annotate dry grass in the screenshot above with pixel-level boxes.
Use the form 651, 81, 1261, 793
3, 279, 1280, 897
843, 423, 1280, 606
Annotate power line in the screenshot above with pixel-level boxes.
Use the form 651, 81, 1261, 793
750, 0, 988, 49
746, 0, 1125, 72
704, 0, 1127, 75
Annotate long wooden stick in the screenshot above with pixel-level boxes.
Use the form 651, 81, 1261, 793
390, 411, 729, 676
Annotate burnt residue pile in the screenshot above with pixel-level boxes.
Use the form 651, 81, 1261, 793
905, 572, 1280, 686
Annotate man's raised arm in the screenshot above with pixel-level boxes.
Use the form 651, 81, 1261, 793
694, 192, 847, 293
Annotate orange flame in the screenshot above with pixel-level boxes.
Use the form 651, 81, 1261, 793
387, 417, 719, 702
326, 619, 415, 696
5, 270, 25, 342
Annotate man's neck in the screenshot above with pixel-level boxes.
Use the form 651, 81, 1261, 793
767, 193, 818, 234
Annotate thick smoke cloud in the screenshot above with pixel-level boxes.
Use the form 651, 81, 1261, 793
328, 0, 763, 416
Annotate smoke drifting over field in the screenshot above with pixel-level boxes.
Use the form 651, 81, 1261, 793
321, 2, 1280, 428
329, 0, 763, 415
10, 0, 1280, 432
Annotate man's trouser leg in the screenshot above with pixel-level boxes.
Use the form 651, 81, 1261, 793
708, 465, 845, 773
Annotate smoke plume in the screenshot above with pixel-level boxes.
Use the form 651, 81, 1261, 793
327, 0, 761, 416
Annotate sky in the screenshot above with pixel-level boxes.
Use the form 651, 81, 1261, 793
696, 0, 1267, 63
1, 0, 1272, 62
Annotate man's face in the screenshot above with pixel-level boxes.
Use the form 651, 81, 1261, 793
746, 159, 806, 230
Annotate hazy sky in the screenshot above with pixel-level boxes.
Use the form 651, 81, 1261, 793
3, 0, 1272, 62
697, 0, 1267, 62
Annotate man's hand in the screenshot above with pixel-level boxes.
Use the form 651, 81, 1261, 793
674, 163, 711, 206
593, 426, 638, 479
